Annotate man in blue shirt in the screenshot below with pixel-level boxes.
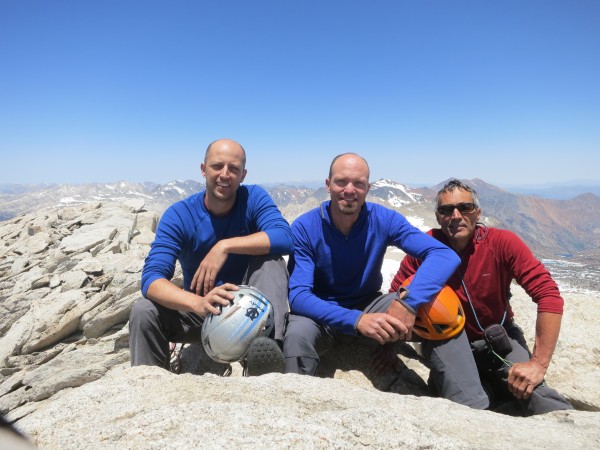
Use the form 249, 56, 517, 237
129, 139, 294, 375
283, 153, 460, 376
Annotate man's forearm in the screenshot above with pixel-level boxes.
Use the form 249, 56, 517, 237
146, 278, 200, 313
531, 311, 563, 369
218, 231, 271, 255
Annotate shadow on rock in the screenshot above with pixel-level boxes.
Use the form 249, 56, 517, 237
316, 339, 432, 397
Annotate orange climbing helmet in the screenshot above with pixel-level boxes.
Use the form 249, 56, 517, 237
401, 276, 465, 340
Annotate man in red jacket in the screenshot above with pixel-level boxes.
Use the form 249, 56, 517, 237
391, 179, 573, 415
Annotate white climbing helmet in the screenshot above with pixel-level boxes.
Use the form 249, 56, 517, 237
201, 285, 274, 363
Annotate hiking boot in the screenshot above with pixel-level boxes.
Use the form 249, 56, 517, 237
243, 337, 284, 376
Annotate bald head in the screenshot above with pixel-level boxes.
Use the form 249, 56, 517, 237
205, 139, 246, 168
328, 153, 370, 180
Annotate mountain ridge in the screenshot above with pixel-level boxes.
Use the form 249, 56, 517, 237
1, 178, 599, 260
3, 178, 600, 200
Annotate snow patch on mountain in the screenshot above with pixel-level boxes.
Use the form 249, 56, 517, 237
165, 182, 186, 195
59, 197, 81, 204
126, 191, 153, 199
370, 179, 423, 208
372, 179, 422, 202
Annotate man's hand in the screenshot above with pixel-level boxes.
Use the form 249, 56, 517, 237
191, 242, 228, 295
192, 283, 238, 317
356, 313, 408, 345
507, 359, 547, 400
507, 312, 562, 400
386, 296, 417, 341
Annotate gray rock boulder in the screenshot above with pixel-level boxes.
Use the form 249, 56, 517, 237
12, 366, 600, 449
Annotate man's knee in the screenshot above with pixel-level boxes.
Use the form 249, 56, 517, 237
129, 297, 160, 331
247, 254, 289, 281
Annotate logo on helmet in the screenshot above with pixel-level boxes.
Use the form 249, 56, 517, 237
246, 307, 260, 320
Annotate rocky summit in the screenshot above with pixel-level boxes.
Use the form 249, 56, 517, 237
0, 200, 599, 449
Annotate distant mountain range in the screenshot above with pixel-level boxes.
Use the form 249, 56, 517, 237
1, 179, 599, 260
501, 183, 600, 200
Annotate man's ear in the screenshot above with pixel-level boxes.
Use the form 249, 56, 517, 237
435, 212, 442, 226
240, 168, 247, 183
200, 163, 206, 177
325, 178, 331, 192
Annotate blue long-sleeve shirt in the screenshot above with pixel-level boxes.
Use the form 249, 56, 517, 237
141, 185, 294, 296
288, 201, 460, 334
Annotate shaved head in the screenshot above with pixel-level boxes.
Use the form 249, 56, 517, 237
328, 153, 370, 180
205, 139, 246, 168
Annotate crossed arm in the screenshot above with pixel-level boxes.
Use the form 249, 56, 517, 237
146, 232, 271, 318
190, 232, 271, 295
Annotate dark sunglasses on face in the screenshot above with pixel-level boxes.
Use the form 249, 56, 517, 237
436, 202, 477, 216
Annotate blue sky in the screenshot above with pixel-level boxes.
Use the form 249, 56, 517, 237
1, 1, 599, 188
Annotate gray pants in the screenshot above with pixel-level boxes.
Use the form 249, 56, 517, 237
129, 255, 289, 368
283, 292, 397, 375
421, 323, 573, 415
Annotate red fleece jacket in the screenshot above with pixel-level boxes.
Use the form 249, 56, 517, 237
390, 226, 564, 341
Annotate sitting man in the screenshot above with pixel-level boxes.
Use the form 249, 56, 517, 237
283, 153, 460, 376
129, 138, 293, 375
391, 178, 573, 415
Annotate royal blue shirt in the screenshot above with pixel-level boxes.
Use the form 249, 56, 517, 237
141, 185, 294, 296
289, 201, 460, 334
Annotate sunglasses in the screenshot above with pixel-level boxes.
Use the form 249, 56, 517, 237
436, 202, 477, 216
